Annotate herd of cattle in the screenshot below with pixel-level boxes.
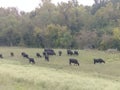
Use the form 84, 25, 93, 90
0, 49, 105, 66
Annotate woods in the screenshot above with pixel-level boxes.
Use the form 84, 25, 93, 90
0, 0, 120, 50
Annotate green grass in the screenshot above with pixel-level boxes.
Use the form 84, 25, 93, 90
0, 47, 120, 90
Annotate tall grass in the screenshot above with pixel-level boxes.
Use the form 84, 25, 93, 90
0, 62, 120, 90
0, 47, 120, 90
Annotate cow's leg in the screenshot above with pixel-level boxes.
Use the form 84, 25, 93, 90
33, 61, 35, 64
94, 61, 96, 64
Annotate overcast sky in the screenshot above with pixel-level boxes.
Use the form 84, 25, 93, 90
0, 0, 94, 12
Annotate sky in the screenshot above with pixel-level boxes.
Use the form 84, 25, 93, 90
0, 0, 94, 12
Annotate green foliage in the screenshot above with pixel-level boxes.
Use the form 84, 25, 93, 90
113, 27, 120, 40
0, 1, 120, 49
45, 24, 73, 48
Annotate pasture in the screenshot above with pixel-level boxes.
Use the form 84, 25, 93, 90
0, 47, 120, 90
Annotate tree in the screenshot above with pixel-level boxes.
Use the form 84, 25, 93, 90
113, 27, 120, 40
33, 0, 57, 28
91, 0, 109, 14
4, 29, 20, 46
33, 27, 45, 47
44, 24, 73, 48
75, 30, 98, 49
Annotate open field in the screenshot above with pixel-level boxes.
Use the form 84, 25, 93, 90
0, 47, 120, 90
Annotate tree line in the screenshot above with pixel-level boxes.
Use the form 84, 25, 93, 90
0, 0, 120, 50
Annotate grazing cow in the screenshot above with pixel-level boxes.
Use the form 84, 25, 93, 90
28, 58, 35, 64
10, 52, 14, 57
0, 54, 3, 58
36, 53, 42, 58
74, 51, 79, 55
58, 51, 62, 56
44, 49, 56, 55
94, 58, 105, 64
67, 49, 73, 55
69, 58, 79, 66
21, 52, 29, 58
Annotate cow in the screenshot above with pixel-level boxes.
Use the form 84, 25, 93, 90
28, 58, 35, 64
44, 49, 56, 55
21, 52, 29, 58
69, 58, 79, 66
10, 52, 14, 57
0, 54, 3, 58
94, 58, 105, 64
74, 51, 79, 55
58, 51, 62, 56
36, 53, 42, 58
67, 49, 73, 55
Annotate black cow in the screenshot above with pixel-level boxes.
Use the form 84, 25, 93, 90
21, 52, 29, 58
10, 52, 14, 57
44, 49, 56, 55
0, 54, 3, 58
67, 49, 73, 55
74, 51, 79, 55
36, 53, 42, 58
94, 58, 105, 64
28, 58, 35, 64
58, 51, 62, 56
69, 58, 79, 66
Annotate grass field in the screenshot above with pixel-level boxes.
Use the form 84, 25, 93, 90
0, 47, 120, 90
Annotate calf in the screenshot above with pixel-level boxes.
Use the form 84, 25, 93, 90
58, 51, 62, 56
28, 58, 35, 64
69, 58, 79, 66
36, 53, 42, 58
10, 52, 14, 57
0, 54, 3, 58
94, 58, 105, 64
